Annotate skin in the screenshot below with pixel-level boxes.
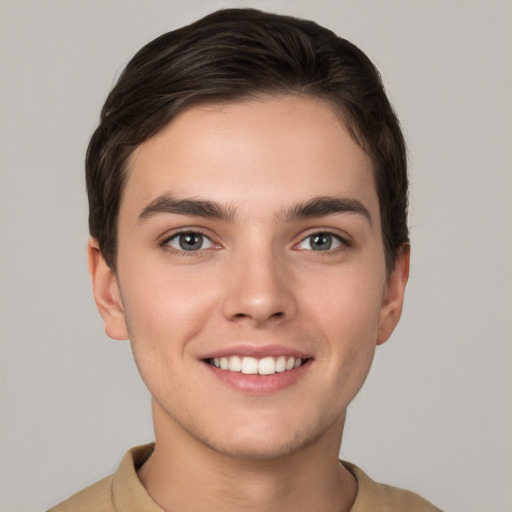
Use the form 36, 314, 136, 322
89, 95, 409, 512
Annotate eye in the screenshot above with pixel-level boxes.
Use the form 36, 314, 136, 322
164, 232, 215, 252
297, 232, 344, 251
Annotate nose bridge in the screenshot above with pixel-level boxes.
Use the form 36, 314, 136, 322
222, 238, 296, 325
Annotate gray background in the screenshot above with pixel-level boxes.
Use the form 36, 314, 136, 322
1, 1, 511, 511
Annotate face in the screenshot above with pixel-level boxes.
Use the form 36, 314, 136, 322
90, 95, 408, 459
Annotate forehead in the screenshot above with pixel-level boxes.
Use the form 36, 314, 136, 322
122, 95, 378, 222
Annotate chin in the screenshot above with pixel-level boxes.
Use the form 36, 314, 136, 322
205, 429, 312, 460
152, 390, 347, 462
194, 412, 339, 461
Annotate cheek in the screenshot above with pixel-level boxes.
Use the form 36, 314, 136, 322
301, 264, 385, 378
119, 263, 221, 353
302, 263, 385, 335
121, 269, 220, 403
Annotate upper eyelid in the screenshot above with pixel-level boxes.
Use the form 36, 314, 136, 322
158, 227, 351, 248
160, 227, 218, 243
293, 232, 351, 256
160, 230, 220, 255
296, 227, 351, 243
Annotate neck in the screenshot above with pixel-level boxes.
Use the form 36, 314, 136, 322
138, 399, 357, 512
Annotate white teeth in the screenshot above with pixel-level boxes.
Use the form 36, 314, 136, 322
210, 355, 304, 375
275, 355, 286, 372
258, 356, 276, 375
241, 357, 259, 374
228, 355, 242, 372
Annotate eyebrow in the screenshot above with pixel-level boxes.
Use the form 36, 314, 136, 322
284, 196, 373, 226
139, 194, 372, 226
139, 194, 236, 222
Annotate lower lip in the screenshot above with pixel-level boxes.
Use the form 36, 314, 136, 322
203, 360, 312, 395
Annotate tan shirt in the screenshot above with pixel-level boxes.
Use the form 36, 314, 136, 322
48, 444, 442, 512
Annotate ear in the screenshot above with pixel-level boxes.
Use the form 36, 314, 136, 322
377, 244, 410, 345
87, 238, 129, 340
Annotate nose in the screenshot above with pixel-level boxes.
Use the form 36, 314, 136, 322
222, 247, 297, 327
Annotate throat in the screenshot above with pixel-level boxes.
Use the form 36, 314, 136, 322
139, 446, 353, 512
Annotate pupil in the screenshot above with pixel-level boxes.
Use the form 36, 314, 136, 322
311, 233, 332, 250
179, 233, 202, 250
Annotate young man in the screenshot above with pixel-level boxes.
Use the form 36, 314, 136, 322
49, 8, 441, 512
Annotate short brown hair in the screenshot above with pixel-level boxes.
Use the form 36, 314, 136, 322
86, 8, 408, 273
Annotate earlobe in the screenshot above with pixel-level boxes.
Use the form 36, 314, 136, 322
377, 244, 410, 345
87, 238, 129, 340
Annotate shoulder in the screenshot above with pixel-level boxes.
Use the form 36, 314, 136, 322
343, 461, 443, 512
46, 444, 158, 512
46, 475, 115, 512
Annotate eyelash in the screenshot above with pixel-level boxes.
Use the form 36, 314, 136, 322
160, 229, 350, 255
161, 230, 219, 255
295, 231, 350, 252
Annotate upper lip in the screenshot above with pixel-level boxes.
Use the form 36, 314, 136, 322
200, 344, 312, 360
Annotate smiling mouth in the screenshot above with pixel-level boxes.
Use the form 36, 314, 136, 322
206, 355, 309, 375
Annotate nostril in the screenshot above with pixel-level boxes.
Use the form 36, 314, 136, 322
231, 310, 285, 322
